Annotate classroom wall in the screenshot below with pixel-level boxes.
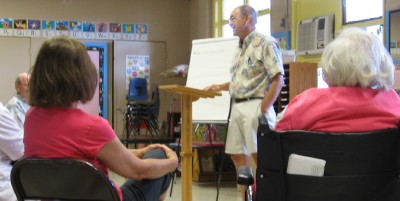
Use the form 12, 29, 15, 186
0, 0, 193, 128
190, 0, 213, 40
288, 0, 397, 63
387, 0, 400, 11
271, 0, 291, 33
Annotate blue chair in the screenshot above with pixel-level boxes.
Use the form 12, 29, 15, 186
127, 77, 148, 102
125, 81, 161, 147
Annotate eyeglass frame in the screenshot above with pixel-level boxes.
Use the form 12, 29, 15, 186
228, 14, 245, 22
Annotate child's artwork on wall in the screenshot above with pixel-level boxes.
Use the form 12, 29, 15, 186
109, 23, 122, 40
69, 21, 82, 38
27, 20, 41, 37
136, 24, 148, 40
0, 18, 13, 36
122, 23, 135, 40
56, 20, 69, 36
96, 21, 108, 39
14, 19, 27, 36
41, 20, 55, 37
0, 16, 148, 41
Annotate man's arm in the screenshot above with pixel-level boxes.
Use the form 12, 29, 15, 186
203, 82, 230, 92
261, 74, 284, 113
0, 105, 24, 161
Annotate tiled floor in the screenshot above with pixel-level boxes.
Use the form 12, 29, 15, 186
165, 177, 241, 201
110, 171, 242, 201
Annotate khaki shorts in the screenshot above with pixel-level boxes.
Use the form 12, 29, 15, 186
225, 99, 276, 155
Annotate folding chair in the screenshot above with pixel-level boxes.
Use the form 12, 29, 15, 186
11, 158, 120, 201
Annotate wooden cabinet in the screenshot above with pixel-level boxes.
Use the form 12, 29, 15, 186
274, 62, 318, 113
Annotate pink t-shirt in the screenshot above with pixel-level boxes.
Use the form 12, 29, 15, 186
275, 87, 400, 132
24, 107, 123, 200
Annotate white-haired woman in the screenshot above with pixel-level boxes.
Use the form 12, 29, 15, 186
275, 27, 400, 132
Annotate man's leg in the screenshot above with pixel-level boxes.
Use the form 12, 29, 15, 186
231, 153, 251, 201
251, 153, 257, 166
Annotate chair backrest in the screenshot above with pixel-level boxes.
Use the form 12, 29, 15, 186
147, 83, 160, 116
11, 158, 120, 201
127, 77, 148, 101
148, 83, 160, 104
256, 116, 400, 201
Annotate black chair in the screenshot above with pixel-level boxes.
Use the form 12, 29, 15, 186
137, 83, 160, 135
238, 116, 400, 201
11, 158, 120, 201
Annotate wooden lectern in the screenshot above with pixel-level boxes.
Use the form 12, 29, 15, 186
159, 85, 221, 201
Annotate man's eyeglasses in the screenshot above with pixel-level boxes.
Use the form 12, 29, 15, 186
228, 15, 244, 22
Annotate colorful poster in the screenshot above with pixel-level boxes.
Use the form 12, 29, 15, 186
14, 19, 26, 29
42, 20, 55, 30
391, 41, 397, 49
109, 23, 122, 40
13, 19, 27, 37
0, 18, 13, 36
82, 21, 95, 39
41, 20, 55, 37
136, 24, 148, 40
0, 16, 149, 40
0, 18, 12, 28
55, 20, 68, 30
27, 19, 41, 37
83, 21, 95, 32
122, 23, 135, 40
55, 20, 69, 36
95, 21, 109, 39
69, 21, 82, 38
28, 20, 40, 29
125, 55, 150, 89
110, 23, 121, 32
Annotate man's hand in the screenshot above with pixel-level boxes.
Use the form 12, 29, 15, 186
204, 84, 221, 92
204, 82, 230, 92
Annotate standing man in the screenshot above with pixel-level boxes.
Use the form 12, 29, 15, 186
204, 4, 284, 199
6, 72, 30, 129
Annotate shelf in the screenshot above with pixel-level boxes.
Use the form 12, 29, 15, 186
192, 148, 236, 182
274, 62, 318, 113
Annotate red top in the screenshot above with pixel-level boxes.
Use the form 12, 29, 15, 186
275, 87, 400, 132
24, 107, 122, 200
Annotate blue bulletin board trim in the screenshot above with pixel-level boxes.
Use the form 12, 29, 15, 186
272, 31, 291, 50
84, 41, 109, 120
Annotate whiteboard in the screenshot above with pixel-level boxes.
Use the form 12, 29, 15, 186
186, 37, 239, 123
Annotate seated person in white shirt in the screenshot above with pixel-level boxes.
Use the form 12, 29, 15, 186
6, 72, 30, 129
0, 102, 24, 201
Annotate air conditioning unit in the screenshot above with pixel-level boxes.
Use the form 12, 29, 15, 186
296, 14, 334, 55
